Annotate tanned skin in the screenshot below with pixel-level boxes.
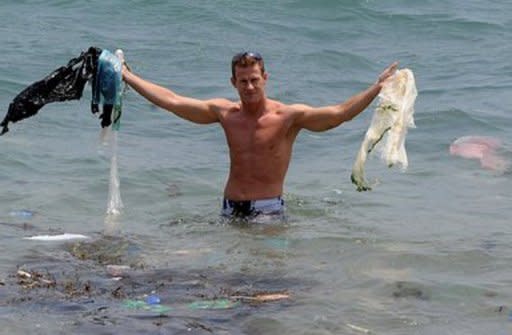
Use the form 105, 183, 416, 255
122, 59, 397, 201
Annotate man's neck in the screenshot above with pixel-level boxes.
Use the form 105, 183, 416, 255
241, 97, 268, 117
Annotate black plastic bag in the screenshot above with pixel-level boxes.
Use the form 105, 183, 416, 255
0, 46, 102, 135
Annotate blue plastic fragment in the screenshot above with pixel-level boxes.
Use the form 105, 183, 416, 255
146, 295, 161, 305
9, 209, 34, 218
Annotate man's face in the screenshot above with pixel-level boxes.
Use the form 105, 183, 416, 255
231, 64, 268, 104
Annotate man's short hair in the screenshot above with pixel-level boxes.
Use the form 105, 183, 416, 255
231, 51, 265, 78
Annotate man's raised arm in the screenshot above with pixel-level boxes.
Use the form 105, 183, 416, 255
122, 67, 223, 124
293, 62, 398, 132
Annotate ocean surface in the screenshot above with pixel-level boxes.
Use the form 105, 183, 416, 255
1, 1, 511, 334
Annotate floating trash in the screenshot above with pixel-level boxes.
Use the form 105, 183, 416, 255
231, 292, 290, 303
166, 183, 182, 197
9, 209, 34, 218
148, 304, 172, 314
263, 237, 289, 250
16, 269, 56, 289
68, 236, 143, 267
146, 294, 161, 305
122, 299, 147, 309
105, 265, 130, 277
392, 281, 429, 300
23, 234, 89, 241
345, 323, 372, 334
188, 299, 239, 310
122, 299, 171, 314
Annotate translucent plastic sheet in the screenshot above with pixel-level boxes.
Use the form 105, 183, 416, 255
100, 50, 125, 219
104, 130, 124, 216
351, 68, 417, 191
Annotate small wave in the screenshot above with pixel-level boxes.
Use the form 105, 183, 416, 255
416, 108, 504, 133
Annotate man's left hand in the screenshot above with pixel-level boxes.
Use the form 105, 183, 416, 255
377, 61, 399, 87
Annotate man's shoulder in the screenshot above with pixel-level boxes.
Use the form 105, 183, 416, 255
205, 98, 239, 113
270, 100, 311, 115
267, 99, 293, 112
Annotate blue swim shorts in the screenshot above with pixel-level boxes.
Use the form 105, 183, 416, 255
221, 196, 285, 218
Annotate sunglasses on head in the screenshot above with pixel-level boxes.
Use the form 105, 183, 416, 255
231, 51, 263, 63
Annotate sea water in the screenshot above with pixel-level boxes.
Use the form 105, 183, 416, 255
0, 1, 511, 334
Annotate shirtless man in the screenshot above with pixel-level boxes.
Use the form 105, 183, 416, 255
122, 51, 397, 218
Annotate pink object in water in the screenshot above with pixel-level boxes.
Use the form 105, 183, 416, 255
449, 136, 509, 172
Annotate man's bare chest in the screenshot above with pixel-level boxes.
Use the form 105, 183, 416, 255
222, 114, 293, 151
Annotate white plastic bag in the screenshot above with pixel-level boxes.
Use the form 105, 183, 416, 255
351, 68, 417, 191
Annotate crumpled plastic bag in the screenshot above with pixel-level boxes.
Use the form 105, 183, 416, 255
92, 49, 124, 131
351, 68, 417, 191
0, 46, 124, 136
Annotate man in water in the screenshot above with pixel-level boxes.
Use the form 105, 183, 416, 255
122, 52, 397, 218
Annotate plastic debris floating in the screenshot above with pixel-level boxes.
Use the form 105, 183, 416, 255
351, 68, 417, 191
23, 234, 89, 241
